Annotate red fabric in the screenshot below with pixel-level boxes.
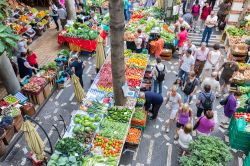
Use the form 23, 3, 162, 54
155, 38, 164, 57
178, 30, 188, 47
201, 7, 212, 21
27, 53, 37, 65
100, 30, 107, 40
58, 32, 97, 52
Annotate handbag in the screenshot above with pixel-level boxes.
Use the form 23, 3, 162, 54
193, 116, 204, 130
219, 96, 229, 106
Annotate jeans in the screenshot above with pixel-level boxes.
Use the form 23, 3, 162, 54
183, 93, 193, 103
124, 9, 128, 21
182, 0, 187, 14
60, 19, 67, 30
178, 69, 188, 82
52, 16, 59, 30
153, 79, 163, 94
202, 26, 213, 44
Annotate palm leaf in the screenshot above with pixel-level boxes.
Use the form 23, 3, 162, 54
3, 38, 17, 48
0, 40, 5, 53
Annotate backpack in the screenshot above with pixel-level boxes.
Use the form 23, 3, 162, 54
201, 93, 213, 110
183, 79, 197, 95
156, 65, 165, 82
192, 5, 200, 13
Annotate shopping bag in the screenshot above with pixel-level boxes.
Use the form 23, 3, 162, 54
236, 117, 247, 131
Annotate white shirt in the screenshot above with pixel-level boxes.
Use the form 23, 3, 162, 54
182, 43, 196, 55
180, 55, 195, 72
205, 15, 218, 28
57, 8, 67, 19
178, 129, 192, 149
201, 77, 220, 93
167, 93, 181, 110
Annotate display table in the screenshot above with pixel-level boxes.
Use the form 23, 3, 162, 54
58, 33, 97, 52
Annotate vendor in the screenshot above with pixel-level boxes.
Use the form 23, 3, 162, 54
70, 54, 85, 88
155, 34, 164, 58
140, 91, 163, 120
17, 53, 37, 79
89, 11, 98, 25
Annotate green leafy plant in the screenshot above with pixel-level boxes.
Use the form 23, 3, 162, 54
0, 24, 19, 56
180, 136, 233, 166
0, 0, 10, 21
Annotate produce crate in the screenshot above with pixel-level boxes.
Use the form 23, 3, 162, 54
243, 153, 250, 166
69, 43, 81, 52
13, 114, 24, 132
125, 127, 142, 149
31, 90, 45, 105
20, 103, 36, 116
3, 125, 15, 145
43, 83, 51, 98
0, 139, 6, 157
131, 111, 147, 132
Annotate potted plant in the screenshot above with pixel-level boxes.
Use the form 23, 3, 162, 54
179, 136, 233, 166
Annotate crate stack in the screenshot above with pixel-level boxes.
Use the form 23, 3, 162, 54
243, 152, 250, 166
228, 114, 250, 152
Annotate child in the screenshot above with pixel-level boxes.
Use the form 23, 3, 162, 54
178, 123, 193, 155
26, 49, 38, 74
175, 103, 193, 139
191, 0, 200, 32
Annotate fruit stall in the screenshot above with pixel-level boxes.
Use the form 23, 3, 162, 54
48, 50, 149, 166
5, 6, 49, 42
229, 63, 250, 153
58, 22, 99, 52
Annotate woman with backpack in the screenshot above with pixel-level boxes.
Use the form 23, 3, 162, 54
182, 71, 199, 104
196, 84, 215, 118
165, 85, 182, 133
152, 57, 165, 95
191, 0, 200, 32
194, 110, 215, 136
175, 103, 193, 139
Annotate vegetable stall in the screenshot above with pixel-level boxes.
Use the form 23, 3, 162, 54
48, 50, 149, 165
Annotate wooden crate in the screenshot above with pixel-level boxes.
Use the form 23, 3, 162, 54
3, 125, 15, 145
161, 55, 172, 61
31, 91, 45, 105
20, 103, 36, 117
0, 139, 6, 157
13, 115, 24, 132
160, 49, 172, 57
43, 84, 51, 98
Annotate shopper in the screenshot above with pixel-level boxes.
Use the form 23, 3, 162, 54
124, 0, 128, 21
17, 53, 37, 78
57, 5, 67, 30
175, 103, 193, 139
182, 38, 196, 56
49, 1, 59, 31
70, 54, 85, 88
155, 34, 164, 58
219, 60, 239, 95
182, 0, 187, 14
140, 91, 163, 120
144, 0, 155, 7
174, 78, 183, 95
127, 0, 133, 21
178, 49, 195, 82
177, 26, 188, 54
165, 85, 182, 133
152, 57, 165, 94
178, 123, 193, 154
200, 2, 212, 32
134, 29, 146, 53
17, 38, 28, 57
95, 35, 105, 73
201, 11, 218, 45
196, 84, 215, 117
203, 43, 222, 80
26, 49, 38, 74
201, 72, 220, 97
175, 18, 191, 32
191, 0, 200, 32
182, 12, 194, 28
209, 0, 216, 10
193, 42, 209, 78
221, 91, 242, 128
182, 71, 199, 104
217, 0, 231, 29
195, 110, 215, 136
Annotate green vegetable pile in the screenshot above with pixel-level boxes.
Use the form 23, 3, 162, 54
161, 31, 176, 43
238, 94, 248, 108
41, 61, 57, 71
58, 49, 70, 58
133, 107, 145, 120
73, 114, 100, 134
48, 151, 81, 166
106, 107, 133, 123
8, 107, 21, 117
180, 136, 233, 166
54, 137, 86, 163
64, 22, 98, 40
100, 118, 128, 140
87, 101, 105, 115
227, 27, 245, 36
83, 155, 118, 166
137, 98, 145, 105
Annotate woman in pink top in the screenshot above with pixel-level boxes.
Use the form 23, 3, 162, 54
196, 110, 215, 136
178, 26, 188, 54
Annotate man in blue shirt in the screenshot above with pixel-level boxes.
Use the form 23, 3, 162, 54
140, 91, 163, 120
70, 55, 85, 88
124, 0, 128, 21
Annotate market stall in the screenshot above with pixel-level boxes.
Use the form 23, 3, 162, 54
58, 22, 98, 52
48, 50, 149, 165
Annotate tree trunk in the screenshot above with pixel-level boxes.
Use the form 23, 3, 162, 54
65, 0, 76, 20
0, 53, 20, 95
109, 0, 126, 106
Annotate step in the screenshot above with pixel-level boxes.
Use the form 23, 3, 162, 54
192, 41, 225, 48
188, 33, 221, 39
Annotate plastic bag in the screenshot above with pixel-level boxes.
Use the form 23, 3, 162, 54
236, 117, 247, 131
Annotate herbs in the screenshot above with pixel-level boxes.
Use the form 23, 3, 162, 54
180, 136, 233, 166
133, 107, 145, 120
227, 27, 245, 36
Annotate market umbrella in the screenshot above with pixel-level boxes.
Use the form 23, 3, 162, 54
20, 120, 45, 160
95, 36, 105, 71
71, 74, 85, 103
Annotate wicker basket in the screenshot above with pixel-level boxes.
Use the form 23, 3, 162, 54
231, 43, 248, 55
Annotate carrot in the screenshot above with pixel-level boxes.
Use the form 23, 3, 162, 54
126, 128, 141, 144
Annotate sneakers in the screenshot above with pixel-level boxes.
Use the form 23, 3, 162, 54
165, 128, 170, 133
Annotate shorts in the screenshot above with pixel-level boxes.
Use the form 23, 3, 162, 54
176, 122, 185, 128
170, 109, 178, 119
193, 15, 199, 21
220, 76, 230, 85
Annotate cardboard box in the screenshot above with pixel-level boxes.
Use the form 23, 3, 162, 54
43, 84, 51, 98
13, 115, 24, 132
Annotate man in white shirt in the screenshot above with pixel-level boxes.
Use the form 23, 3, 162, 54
152, 57, 166, 94
201, 11, 218, 45
178, 49, 195, 82
182, 38, 196, 56
174, 17, 191, 32
201, 71, 220, 97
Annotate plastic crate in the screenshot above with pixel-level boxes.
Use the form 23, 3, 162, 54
230, 141, 250, 153
243, 153, 250, 166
